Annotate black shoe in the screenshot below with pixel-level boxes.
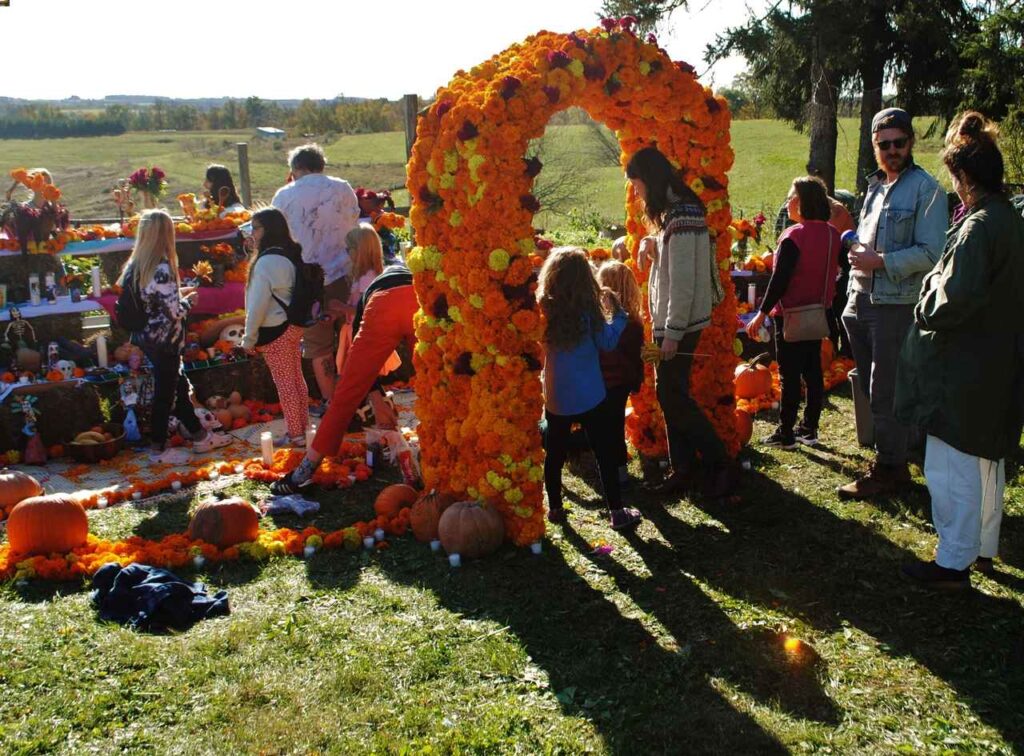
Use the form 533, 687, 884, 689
761, 428, 797, 450
972, 556, 995, 575
794, 424, 819, 447
270, 471, 314, 496
900, 559, 970, 591
704, 460, 739, 499
648, 469, 697, 496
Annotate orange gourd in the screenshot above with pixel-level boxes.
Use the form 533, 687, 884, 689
0, 468, 43, 516
374, 484, 418, 520
7, 494, 88, 555
187, 497, 260, 547
734, 409, 753, 447
438, 500, 505, 559
410, 489, 455, 542
734, 353, 772, 399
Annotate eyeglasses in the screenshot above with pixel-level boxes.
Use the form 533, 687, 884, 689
875, 137, 909, 151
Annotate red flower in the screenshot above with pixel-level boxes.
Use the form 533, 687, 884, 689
500, 76, 522, 100
546, 50, 570, 68
542, 86, 561, 104
520, 194, 541, 214
457, 120, 479, 141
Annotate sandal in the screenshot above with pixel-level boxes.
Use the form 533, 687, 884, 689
270, 471, 314, 496
610, 507, 642, 531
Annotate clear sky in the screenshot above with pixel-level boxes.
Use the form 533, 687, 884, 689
0, 0, 756, 101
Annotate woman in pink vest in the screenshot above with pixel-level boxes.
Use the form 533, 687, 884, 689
746, 176, 840, 449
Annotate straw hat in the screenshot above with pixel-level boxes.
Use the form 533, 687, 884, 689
198, 315, 247, 347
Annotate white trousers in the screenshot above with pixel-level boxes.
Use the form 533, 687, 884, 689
924, 435, 1005, 571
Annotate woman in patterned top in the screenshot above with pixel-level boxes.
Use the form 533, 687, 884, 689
118, 210, 232, 457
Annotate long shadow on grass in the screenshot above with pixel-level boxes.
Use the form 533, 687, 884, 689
372, 538, 787, 753
643, 473, 1024, 748
560, 522, 840, 726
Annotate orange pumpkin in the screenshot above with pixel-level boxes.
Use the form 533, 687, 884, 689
734, 353, 773, 399
734, 409, 753, 447
7, 494, 88, 555
0, 468, 43, 516
374, 484, 418, 520
438, 500, 505, 559
410, 489, 455, 542
187, 497, 260, 547
215, 409, 234, 430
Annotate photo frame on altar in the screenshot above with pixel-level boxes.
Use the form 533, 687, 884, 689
0, 283, 6, 310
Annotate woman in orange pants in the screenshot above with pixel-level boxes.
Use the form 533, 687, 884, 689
272, 266, 415, 493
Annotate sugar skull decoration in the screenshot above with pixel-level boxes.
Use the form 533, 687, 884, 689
218, 322, 244, 349
55, 359, 76, 380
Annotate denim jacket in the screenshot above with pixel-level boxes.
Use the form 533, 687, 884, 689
853, 163, 948, 304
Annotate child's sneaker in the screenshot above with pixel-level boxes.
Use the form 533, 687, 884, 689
192, 431, 233, 454
761, 427, 797, 450
794, 424, 820, 447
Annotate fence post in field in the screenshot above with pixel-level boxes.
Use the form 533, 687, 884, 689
236, 142, 253, 207
403, 94, 419, 160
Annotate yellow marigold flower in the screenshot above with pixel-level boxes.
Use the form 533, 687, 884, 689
689, 177, 705, 195
488, 248, 510, 271
449, 210, 462, 227
568, 59, 585, 77
469, 294, 484, 309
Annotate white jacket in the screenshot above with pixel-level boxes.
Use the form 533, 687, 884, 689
242, 254, 294, 350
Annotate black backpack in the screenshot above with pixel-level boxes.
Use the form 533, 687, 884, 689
115, 266, 147, 332
262, 246, 324, 327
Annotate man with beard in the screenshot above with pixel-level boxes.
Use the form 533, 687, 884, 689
838, 108, 948, 499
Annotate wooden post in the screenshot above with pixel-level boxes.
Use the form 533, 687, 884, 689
236, 142, 253, 207
403, 94, 419, 160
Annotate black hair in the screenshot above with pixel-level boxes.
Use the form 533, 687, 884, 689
625, 146, 703, 230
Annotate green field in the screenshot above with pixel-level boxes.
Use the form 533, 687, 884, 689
1, 396, 1021, 753
0, 118, 948, 228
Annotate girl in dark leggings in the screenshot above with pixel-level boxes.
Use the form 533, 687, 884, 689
117, 210, 232, 458
538, 247, 641, 531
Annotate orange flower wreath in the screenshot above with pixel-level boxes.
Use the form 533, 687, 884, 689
407, 19, 740, 546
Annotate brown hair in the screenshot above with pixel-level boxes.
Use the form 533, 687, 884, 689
205, 164, 242, 207
597, 260, 642, 324
247, 207, 302, 290
626, 146, 703, 230
790, 176, 831, 222
536, 247, 607, 350
941, 111, 1004, 195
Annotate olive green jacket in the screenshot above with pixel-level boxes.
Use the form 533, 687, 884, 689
894, 194, 1024, 460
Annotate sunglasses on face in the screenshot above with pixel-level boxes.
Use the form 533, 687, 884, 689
875, 137, 909, 151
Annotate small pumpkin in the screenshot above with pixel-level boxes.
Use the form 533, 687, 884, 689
188, 496, 260, 547
734, 409, 753, 447
0, 468, 43, 516
215, 408, 234, 430
7, 494, 88, 555
410, 489, 455, 542
734, 352, 772, 399
374, 484, 418, 520
228, 403, 250, 420
438, 500, 505, 559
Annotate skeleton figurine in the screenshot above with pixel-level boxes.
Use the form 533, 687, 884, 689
55, 359, 76, 380
5, 306, 36, 351
218, 322, 245, 349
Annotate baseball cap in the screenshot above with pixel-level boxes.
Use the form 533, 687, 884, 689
872, 108, 913, 134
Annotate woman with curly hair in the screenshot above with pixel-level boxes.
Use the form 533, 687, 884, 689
538, 247, 641, 531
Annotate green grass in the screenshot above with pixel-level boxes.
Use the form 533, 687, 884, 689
0, 118, 949, 230
2, 391, 1022, 753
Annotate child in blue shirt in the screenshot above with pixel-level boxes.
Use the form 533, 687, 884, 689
538, 247, 642, 531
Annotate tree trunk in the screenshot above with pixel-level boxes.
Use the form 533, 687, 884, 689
807, 40, 839, 196
856, 70, 884, 196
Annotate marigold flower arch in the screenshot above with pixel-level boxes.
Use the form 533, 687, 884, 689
406, 21, 739, 546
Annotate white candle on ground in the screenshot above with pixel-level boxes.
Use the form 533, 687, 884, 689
363, 536, 375, 550
430, 539, 441, 552
260, 431, 273, 465
303, 545, 316, 559
448, 553, 461, 568
171, 480, 182, 491
373, 528, 385, 542
305, 423, 317, 449
96, 335, 108, 368
97, 496, 108, 509
530, 542, 542, 555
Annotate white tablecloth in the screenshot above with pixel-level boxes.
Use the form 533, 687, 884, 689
0, 296, 103, 321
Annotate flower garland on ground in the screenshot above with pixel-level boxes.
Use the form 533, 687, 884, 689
407, 20, 736, 544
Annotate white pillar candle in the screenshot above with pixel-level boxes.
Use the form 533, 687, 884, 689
97, 496, 108, 509
91, 267, 102, 297
234, 464, 244, 474
171, 480, 182, 491
132, 491, 142, 501
373, 527, 385, 542
193, 555, 206, 570
430, 539, 441, 552
96, 335, 108, 368
305, 423, 317, 449
530, 542, 542, 555
303, 545, 316, 559
448, 553, 461, 568
209, 469, 219, 480
260, 431, 273, 465
363, 536, 375, 550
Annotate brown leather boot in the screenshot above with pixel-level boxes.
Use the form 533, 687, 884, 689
836, 463, 911, 500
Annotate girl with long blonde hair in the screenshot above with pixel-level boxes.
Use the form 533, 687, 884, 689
537, 247, 641, 531
118, 209, 232, 456
596, 260, 645, 487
